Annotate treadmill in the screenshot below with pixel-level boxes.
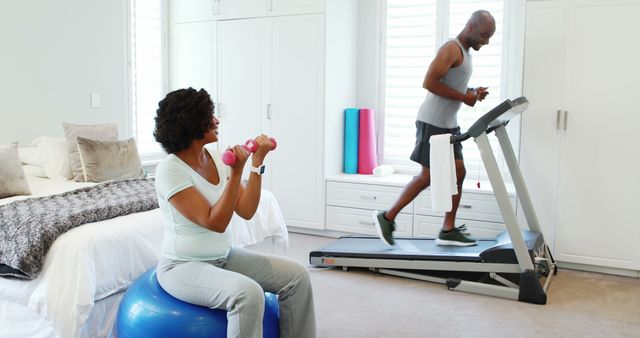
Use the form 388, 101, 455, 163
310, 97, 557, 304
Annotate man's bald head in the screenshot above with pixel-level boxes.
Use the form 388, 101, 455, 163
468, 10, 495, 29
459, 10, 496, 51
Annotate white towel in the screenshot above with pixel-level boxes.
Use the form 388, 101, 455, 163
429, 134, 457, 212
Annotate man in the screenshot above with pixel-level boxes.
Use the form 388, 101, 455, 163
374, 10, 495, 246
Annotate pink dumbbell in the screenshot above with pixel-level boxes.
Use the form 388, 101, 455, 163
222, 137, 277, 165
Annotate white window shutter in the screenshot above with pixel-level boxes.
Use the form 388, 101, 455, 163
131, 0, 164, 158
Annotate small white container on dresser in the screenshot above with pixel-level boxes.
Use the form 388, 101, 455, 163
325, 174, 516, 239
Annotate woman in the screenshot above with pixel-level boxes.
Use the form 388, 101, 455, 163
153, 88, 316, 338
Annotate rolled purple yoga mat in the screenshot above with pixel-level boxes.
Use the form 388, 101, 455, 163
358, 108, 377, 175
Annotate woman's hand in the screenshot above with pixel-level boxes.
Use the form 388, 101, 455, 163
251, 134, 273, 166
229, 144, 249, 175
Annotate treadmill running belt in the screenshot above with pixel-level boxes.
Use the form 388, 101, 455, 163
310, 236, 497, 262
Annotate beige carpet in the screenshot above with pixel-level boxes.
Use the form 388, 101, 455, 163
275, 232, 640, 338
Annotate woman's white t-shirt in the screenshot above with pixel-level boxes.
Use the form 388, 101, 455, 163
155, 144, 232, 261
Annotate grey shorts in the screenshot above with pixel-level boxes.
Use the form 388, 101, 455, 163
410, 121, 463, 168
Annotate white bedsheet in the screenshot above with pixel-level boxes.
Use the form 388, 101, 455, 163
0, 175, 288, 338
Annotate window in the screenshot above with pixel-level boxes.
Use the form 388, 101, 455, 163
382, 0, 515, 186
131, 0, 165, 160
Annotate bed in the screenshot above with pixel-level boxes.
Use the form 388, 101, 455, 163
0, 173, 289, 338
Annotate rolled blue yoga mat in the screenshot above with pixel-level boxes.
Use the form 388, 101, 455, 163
343, 108, 359, 174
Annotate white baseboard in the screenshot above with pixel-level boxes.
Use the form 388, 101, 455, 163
557, 261, 639, 278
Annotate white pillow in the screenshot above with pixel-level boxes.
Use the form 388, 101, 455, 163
22, 164, 47, 178
38, 137, 73, 181
18, 146, 44, 166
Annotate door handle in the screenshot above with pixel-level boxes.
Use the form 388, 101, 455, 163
556, 110, 562, 130
563, 110, 568, 130
358, 220, 375, 226
267, 104, 272, 120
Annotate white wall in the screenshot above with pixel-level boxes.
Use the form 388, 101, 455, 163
324, 0, 359, 177
356, 0, 381, 111
0, 0, 130, 145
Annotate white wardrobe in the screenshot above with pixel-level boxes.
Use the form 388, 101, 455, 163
169, 0, 358, 230
520, 0, 640, 274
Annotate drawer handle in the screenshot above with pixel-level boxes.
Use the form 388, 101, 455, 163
358, 220, 375, 226
360, 195, 377, 200
459, 204, 472, 209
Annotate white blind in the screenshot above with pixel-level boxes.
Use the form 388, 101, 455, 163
131, 0, 164, 158
383, 0, 507, 184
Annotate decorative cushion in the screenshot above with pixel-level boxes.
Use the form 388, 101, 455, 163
63, 123, 118, 181
0, 143, 31, 198
76, 137, 146, 182
18, 146, 43, 166
42, 137, 73, 180
22, 164, 47, 178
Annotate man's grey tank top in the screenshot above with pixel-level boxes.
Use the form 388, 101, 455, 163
417, 38, 472, 129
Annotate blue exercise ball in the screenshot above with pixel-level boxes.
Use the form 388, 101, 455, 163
116, 268, 280, 338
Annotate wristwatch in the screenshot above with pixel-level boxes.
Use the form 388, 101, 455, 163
250, 164, 266, 175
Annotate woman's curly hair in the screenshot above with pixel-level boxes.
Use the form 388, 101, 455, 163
154, 88, 215, 154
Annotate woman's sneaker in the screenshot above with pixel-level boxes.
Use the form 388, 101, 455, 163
435, 224, 477, 246
373, 211, 396, 246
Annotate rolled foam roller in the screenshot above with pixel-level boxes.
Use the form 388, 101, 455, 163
343, 108, 359, 174
358, 108, 378, 175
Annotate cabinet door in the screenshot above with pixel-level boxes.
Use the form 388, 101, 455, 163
268, 15, 324, 229
327, 206, 412, 237
169, 0, 216, 23
218, 0, 268, 20
269, 0, 325, 16
519, 0, 566, 251
169, 22, 217, 100
555, 1, 640, 269
217, 18, 268, 152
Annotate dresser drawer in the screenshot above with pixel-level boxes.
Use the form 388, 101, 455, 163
414, 190, 515, 223
326, 206, 412, 236
326, 181, 412, 214
412, 214, 505, 240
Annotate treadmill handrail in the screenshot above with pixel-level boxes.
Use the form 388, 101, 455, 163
451, 96, 529, 144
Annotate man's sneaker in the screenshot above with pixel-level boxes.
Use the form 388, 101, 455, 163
435, 224, 477, 246
373, 211, 395, 246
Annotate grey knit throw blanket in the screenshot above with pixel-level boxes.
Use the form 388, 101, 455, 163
0, 178, 158, 280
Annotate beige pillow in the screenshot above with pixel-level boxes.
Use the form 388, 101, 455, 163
0, 143, 31, 198
63, 123, 118, 181
76, 137, 146, 182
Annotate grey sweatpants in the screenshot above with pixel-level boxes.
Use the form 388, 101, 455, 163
156, 247, 316, 338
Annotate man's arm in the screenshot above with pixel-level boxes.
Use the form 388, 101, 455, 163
423, 41, 478, 107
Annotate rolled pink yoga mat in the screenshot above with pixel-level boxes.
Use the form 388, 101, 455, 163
358, 108, 377, 174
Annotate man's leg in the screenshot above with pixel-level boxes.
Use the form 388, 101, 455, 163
436, 159, 477, 246
442, 159, 466, 231
374, 166, 430, 245
387, 165, 430, 221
